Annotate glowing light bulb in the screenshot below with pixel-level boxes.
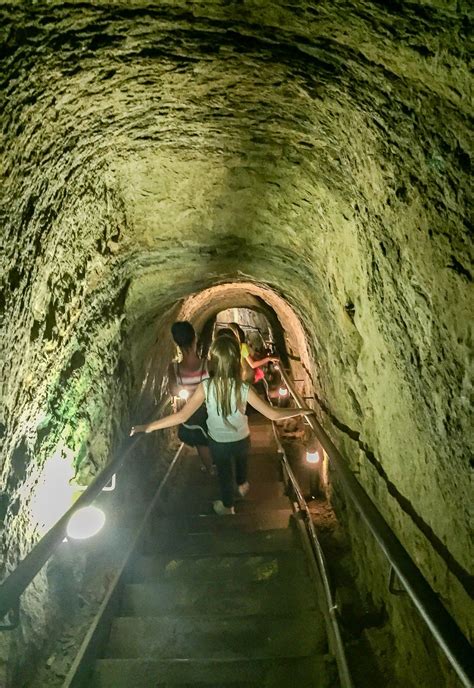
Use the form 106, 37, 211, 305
66, 506, 106, 540
306, 450, 320, 464
178, 389, 190, 400
278, 387, 288, 397
30, 445, 76, 535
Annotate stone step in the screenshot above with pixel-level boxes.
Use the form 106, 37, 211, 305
135, 509, 293, 549
171, 458, 284, 491
144, 526, 300, 556
92, 655, 338, 688
105, 612, 327, 659
130, 550, 309, 585
163, 476, 284, 503
160, 495, 293, 517
234, 495, 292, 512
97, 680, 256, 688
184, 450, 281, 465
121, 575, 318, 616
168, 470, 284, 491
152, 510, 294, 534
241, 481, 286, 499
196, 479, 287, 499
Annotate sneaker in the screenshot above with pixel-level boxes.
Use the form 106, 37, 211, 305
237, 482, 250, 497
213, 500, 235, 516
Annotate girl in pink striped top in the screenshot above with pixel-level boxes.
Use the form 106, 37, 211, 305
168, 321, 212, 472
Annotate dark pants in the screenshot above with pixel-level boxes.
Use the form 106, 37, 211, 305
209, 436, 250, 508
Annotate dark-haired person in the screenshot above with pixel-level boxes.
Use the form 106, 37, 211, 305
168, 321, 212, 472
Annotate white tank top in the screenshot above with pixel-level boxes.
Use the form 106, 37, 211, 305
203, 379, 250, 442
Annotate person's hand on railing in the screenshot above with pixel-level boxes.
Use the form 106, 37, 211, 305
130, 424, 150, 436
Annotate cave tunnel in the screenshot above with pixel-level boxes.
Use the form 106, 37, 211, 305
0, 2, 472, 687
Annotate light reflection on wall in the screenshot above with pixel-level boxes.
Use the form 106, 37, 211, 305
29, 444, 77, 535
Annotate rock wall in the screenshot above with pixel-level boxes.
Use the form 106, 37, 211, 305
0, 1, 472, 685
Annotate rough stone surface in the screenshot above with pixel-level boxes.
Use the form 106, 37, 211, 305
0, 2, 472, 686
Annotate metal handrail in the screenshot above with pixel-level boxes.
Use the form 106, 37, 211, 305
0, 397, 171, 621
279, 367, 474, 688
61, 441, 185, 688
270, 420, 354, 688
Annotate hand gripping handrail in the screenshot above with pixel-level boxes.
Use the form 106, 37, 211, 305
0, 398, 170, 622
279, 367, 474, 688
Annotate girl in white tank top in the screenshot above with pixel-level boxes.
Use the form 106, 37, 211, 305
203, 378, 250, 442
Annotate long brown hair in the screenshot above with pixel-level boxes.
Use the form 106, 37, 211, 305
208, 335, 244, 422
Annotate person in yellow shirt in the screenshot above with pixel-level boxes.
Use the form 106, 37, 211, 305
229, 323, 278, 383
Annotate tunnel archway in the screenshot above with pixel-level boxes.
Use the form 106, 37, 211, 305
135, 281, 315, 409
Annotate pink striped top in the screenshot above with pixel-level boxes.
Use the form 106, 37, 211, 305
173, 360, 209, 393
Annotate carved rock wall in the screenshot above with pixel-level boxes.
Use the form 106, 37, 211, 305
0, 2, 472, 685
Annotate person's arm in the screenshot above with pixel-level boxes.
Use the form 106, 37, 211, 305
244, 353, 278, 369
247, 387, 313, 422
131, 384, 205, 435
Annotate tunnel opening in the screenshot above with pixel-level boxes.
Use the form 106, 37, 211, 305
134, 281, 316, 415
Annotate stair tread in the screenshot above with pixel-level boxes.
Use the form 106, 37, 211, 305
121, 576, 317, 616
160, 510, 294, 532
105, 612, 327, 659
144, 527, 299, 556
160, 497, 293, 517
166, 484, 288, 504
131, 550, 309, 584
92, 656, 338, 688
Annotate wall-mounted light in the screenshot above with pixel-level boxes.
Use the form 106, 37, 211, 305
76, 472, 116, 493
102, 474, 116, 492
66, 506, 106, 540
306, 450, 320, 464
29, 445, 76, 535
278, 387, 288, 397
178, 388, 190, 400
